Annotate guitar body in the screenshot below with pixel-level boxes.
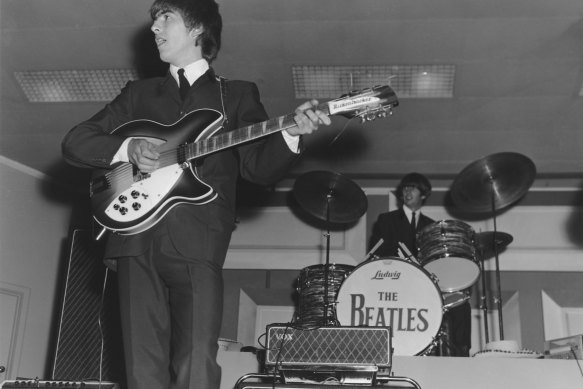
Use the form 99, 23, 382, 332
90, 109, 224, 235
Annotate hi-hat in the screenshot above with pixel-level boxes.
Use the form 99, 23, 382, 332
475, 231, 513, 258
451, 152, 536, 212
293, 171, 367, 224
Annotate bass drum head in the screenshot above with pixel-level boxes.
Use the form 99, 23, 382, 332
336, 257, 443, 356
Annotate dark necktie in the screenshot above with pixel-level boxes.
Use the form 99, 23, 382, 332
411, 211, 417, 251
178, 68, 190, 100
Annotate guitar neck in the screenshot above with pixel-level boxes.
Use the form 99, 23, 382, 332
185, 102, 330, 161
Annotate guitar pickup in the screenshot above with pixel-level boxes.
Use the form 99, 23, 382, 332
90, 174, 110, 197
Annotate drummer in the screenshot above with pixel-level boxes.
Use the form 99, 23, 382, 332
369, 172, 472, 357
370, 172, 434, 259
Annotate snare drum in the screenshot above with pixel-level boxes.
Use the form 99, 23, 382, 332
417, 220, 480, 293
336, 257, 443, 356
296, 263, 354, 327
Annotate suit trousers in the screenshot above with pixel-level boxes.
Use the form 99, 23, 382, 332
116, 228, 224, 389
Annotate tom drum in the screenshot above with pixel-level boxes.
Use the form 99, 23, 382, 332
417, 220, 480, 293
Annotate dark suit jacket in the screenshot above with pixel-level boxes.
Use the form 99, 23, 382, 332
369, 208, 434, 258
62, 69, 298, 264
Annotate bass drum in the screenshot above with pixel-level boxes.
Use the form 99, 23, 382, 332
336, 257, 443, 356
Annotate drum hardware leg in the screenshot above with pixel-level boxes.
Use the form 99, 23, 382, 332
478, 251, 490, 344
433, 327, 458, 357
489, 186, 505, 340
235, 373, 282, 389
376, 374, 422, 389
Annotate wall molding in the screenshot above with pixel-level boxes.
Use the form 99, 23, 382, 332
0, 282, 31, 380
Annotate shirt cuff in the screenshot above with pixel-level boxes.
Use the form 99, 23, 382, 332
282, 130, 301, 154
111, 137, 132, 164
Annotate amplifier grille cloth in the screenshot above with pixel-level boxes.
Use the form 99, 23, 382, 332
51, 229, 124, 383
266, 325, 390, 366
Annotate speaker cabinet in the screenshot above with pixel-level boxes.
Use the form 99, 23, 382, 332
51, 229, 125, 385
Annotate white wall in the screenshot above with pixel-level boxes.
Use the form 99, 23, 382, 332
0, 158, 72, 381
1, 165, 583, 382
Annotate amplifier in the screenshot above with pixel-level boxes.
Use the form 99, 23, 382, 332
238, 384, 389, 389
1, 380, 118, 389
265, 325, 391, 369
544, 334, 583, 360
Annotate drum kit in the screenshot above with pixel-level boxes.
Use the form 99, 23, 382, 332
292, 152, 535, 356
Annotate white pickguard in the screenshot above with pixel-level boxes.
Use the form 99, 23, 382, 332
104, 165, 184, 223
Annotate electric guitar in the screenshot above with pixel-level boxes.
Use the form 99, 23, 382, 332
90, 85, 398, 236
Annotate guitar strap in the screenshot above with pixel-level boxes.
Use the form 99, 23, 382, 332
194, 75, 231, 172
217, 75, 229, 129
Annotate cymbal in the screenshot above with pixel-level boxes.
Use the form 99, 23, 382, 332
451, 152, 536, 212
293, 171, 368, 223
476, 231, 514, 252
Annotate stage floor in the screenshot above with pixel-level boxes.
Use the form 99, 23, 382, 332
218, 351, 583, 389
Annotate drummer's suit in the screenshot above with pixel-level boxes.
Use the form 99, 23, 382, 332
369, 208, 472, 356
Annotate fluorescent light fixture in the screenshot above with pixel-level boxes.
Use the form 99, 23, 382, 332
292, 64, 455, 99
14, 69, 139, 102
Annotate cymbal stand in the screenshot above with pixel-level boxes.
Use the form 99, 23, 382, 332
489, 182, 505, 340
322, 190, 333, 325
478, 248, 490, 344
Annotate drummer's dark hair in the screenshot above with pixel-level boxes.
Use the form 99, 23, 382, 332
397, 172, 432, 198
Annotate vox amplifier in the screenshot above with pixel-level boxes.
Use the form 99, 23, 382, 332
264, 325, 391, 369
1, 380, 118, 389
238, 384, 389, 389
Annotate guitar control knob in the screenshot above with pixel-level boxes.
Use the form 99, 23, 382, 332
119, 207, 128, 215
113, 203, 120, 210
131, 190, 140, 199
118, 195, 127, 203
132, 202, 141, 211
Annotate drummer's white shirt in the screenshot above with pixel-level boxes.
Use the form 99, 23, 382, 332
402, 205, 423, 224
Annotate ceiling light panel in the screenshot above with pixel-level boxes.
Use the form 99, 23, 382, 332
14, 69, 139, 102
292, 64, 455, 99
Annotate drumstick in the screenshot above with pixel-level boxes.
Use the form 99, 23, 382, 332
397, 247, 406, 259
398, 242, 419, 264
362, 238, 384, 262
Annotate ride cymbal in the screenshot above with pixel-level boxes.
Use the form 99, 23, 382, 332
293, 171, 367, 224
451, 152, 536, 212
